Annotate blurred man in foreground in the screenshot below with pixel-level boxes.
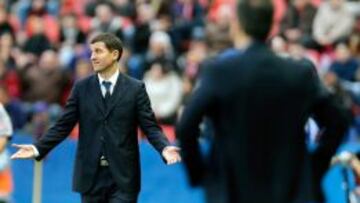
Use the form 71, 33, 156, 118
176, 0, 350, 202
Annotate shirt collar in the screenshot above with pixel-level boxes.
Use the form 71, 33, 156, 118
97, 69, 120, 86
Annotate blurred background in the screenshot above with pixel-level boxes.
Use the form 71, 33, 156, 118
0, 0, 359, 202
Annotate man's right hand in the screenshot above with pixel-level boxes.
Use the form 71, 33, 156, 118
11, 144, 37, 159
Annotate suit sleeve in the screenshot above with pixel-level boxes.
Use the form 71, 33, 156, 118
136, 83, 170, 154
307, 64, 351, 201
176, 62, 216, 186
34, 83, 80, 160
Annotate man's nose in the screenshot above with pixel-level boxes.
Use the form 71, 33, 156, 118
90, 54, 96, 61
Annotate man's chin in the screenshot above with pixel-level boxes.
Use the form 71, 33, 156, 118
93, 67, 103, 73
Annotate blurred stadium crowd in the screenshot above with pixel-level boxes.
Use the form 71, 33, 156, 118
0, 0, 358, 134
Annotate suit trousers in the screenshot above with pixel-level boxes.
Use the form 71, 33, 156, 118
81, 166, 138, 203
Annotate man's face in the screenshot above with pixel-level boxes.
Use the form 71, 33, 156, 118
96, 5, 112, 23
90, 42, 117, 73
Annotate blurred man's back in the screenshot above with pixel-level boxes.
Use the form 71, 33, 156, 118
177, 0, 350, 202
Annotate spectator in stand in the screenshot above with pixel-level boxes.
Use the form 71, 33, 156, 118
90, 2, 134, 44
20, 50, 70, 104
74, 58, 93, 81
26, 0, 50, 17
23, 16, 52, 57
0, 8, 14, 36
207, 0, 236, 22
22, 0, 59, 44
0, 57, 21, 100
205, 4, 234, 55
271, 36, 289, 58
322, 70, 355, 134
312, 0, 355, 49
125, 3, 156, 80
112, 0, 136, 19
0, 85, 26, 130
28, 101, 50, 140
0, 32, 16, 71
144, 58, 183, 124
58, 13, 87, 68
170, 0, 205, 53
132, 2, 155, 55
288, 40, 307, 60
143, 31, 176, 74
280, 0, 317, 47
59, 13, 86, 46
152, 1, 173, 35
329, 43, 359, 82
178, 39, 208, 80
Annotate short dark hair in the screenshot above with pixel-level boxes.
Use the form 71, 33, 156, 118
237, 0, 274, 41
90, 33, 123, 61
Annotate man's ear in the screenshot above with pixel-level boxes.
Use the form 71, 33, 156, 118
112, 50, 119, 61
230, 17, 249, 47
230, 18, 244, 41
230, 19, 238, 41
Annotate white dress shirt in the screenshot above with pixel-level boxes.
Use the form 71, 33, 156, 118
98, 69, 120, 97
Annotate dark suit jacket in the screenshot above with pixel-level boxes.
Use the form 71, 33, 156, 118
34, 73, 169, 196
177, 42, 350, 203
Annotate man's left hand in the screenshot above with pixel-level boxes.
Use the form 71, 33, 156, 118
162, 146, 181, 165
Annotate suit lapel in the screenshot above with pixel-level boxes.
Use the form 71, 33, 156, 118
90, 75, 106, 116
105, 73, 128, 118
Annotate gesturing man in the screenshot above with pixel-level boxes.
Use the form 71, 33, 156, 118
11, 33, 181, 203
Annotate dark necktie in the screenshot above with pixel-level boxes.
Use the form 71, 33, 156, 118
100, 81, 112, 164
102, 81, 112, 108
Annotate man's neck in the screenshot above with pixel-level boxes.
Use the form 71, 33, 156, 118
98, 63, 118, 80
234, 35, 252, 50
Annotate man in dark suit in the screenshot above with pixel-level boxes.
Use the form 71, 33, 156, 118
11, 33, 181, 203
176, 0, 350, 203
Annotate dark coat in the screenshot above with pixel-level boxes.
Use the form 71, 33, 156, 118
35, 73, 169, 196
177, 42, 350, 203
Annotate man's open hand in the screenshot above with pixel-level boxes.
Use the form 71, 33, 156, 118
11, 144, 37, 159
162, 146, 181, 165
